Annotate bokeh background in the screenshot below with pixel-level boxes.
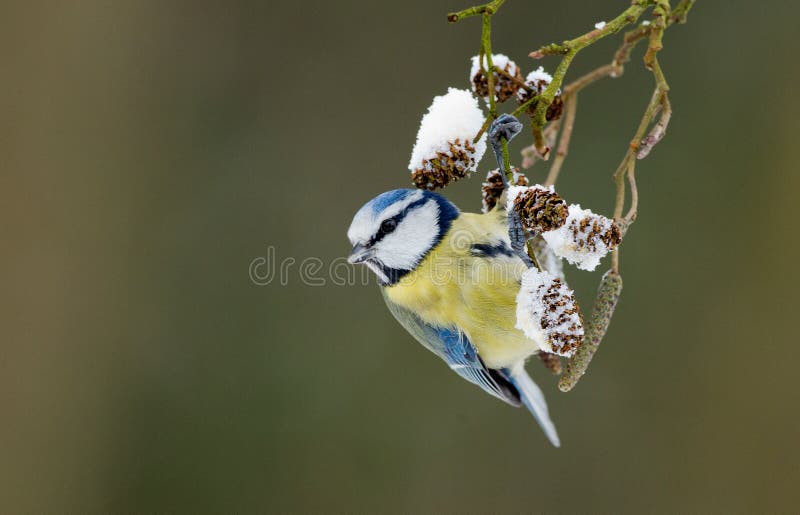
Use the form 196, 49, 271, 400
2, 1, 799, 512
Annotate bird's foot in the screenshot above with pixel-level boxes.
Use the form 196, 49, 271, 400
489, 114, 524, 146
508, 210, 534, 268
489, 114, 524, 184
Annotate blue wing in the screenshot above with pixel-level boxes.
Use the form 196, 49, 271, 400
381, 289, 522, 407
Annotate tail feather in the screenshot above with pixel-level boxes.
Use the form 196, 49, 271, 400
507, 367, 561, 447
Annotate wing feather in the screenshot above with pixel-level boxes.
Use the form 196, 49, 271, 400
382, 290, 521, 407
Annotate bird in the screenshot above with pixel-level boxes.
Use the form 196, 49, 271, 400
346, 185, 561, 447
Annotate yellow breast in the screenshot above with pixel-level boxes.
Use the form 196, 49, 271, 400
384, 210, 542, 369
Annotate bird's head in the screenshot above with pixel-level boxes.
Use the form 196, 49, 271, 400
347, 189, 459, 286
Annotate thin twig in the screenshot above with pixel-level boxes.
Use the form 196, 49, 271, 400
501, 137, 512, 180
563, 64, 618, 96
625, 160, 638, 223
644, 1, 669, 70
533, 22, 652, 183
509, 0, 654, 156
614, 25, 650, 69
559, 270, 623, 392
520, 119, 560, 168
669, 0, 695, 24
447, 0, 506, 22
524, 0, 655, 154
493, 65, 531, 92
637, 93, 671, 159
482, 14, 498, 118
525, 239, 541, 269
544, 94, 577, 186
530, 123, 550, 160
458, 1, 507, 140
475, 117, 493, 142
610, 56, 671, 272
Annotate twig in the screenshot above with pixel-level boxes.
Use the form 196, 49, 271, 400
482, 14, 498, 118
544, 94, 577, 186
614, 25, 650, 70
475, 117, 493, 142
533, 23, 652, 183
493, 65, 532, 92
610, 8, 673, 260
520, 119, 560, 168
447, 0, 506, 22
534, 46, 638, 181
510, 102, 552, 161
525, 239, 541, 269
530, 123, 550, 160
643, 1, 669, 70
540, 49, 638, 184
669, 0, 695, 24
563, 64, 618, 96
559, 270, 623, 392
501, 137, 512, 180
637, 93, 671, 159
456, 1, 508, 140
523, 1, 654, 155
611, 56, 670, 273
625, 160, 639, 223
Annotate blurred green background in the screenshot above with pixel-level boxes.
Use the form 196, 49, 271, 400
2, 0, 799, 512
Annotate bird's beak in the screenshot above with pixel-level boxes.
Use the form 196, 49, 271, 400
347, 243, 372, 264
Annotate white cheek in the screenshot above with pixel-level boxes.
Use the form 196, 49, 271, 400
376, 201, 440, 270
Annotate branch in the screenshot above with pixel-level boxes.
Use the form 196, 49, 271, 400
520, 119, 560, 168
669, 0, 695, 24
526, 18, 651, 183
611, 56, 670, 272
625, 159, 639, 223
447, 0, 506, 22
453, 1, 508, 139
559, 270, 623, 392
563, 63, 618, 96
643, 0, 669, 70
493, 64, 532, 92
637, 93, 671, 160
482, 13, 498, 118
501, 137, 512, 179
544, 94, 577, 186
614, 25, 650, 69
518, 2, 656, 156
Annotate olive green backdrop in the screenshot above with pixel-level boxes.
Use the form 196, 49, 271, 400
2, 1, 799, 512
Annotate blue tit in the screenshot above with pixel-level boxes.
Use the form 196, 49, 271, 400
347, 188, 560, 447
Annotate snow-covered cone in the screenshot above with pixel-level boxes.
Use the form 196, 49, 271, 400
543, 204, 623, 271
507, 184, 569, 233
516, 67, 564, 121
480, 168, 528, 213
516, 268, 584, 357
470, 54, 522, 103
409, 88, 487, 190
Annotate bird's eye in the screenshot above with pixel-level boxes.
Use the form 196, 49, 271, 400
380, 219, 397, 234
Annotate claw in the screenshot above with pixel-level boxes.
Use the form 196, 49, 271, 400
490, 114, 524, 144
489, 114, 524, 184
